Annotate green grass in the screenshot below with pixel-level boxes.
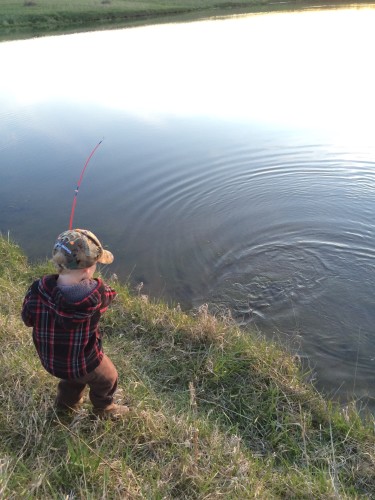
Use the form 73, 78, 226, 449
0, 0, 275, 32
1, 0, 372, 41
1, 235, 374, 498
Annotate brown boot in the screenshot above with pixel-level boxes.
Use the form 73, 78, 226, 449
93, 403, 130, 418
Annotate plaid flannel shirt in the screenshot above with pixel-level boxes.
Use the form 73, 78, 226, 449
21, 275, 117, 380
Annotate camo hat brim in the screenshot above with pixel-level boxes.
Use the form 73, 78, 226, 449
52, 228, 114, 270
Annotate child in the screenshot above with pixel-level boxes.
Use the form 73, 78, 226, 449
21, 228, 129, 417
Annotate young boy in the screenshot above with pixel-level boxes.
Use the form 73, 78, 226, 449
21, 228, 129, 417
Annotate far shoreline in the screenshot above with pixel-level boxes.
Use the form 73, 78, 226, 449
0, 0, 374, 42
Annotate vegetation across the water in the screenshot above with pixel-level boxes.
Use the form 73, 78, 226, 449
0, 0, 372, 41
0, 235, 374, 498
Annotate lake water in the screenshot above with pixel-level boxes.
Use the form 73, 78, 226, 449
1, 5, 375, 410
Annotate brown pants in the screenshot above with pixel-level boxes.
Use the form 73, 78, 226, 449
56, 354, 118, 409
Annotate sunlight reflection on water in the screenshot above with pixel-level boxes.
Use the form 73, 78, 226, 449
2, 8, 375, 136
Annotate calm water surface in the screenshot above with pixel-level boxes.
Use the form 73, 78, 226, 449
1, 6, 375, 408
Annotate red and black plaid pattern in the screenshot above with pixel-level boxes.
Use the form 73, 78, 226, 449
22, 275, 117, 379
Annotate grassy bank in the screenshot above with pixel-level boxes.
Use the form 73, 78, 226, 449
0, 0, 372, 41
1, 0, 286, 40
0, 235, 374, 498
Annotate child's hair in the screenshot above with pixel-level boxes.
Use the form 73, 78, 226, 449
52, 251, 70, 273
52, 229, 114, 271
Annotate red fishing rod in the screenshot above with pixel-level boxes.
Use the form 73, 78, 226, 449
69, 139, 103, 230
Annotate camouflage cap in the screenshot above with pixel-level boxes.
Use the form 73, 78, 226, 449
52, 229, 114, 270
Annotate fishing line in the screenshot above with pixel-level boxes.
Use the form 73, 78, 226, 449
69, 138, 104, 230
